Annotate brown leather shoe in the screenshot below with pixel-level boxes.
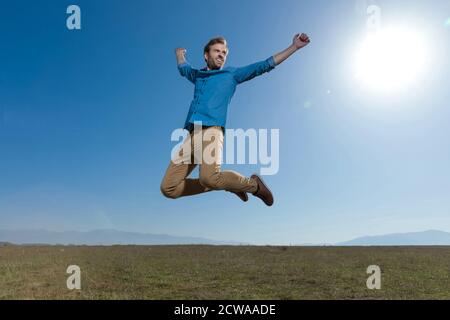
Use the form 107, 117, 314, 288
229, 191, 248, 202
251, 174, 274, 206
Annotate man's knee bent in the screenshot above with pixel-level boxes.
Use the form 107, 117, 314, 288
160, 181, 181, 199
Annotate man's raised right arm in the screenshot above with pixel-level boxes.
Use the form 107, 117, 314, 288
175, 48, 197, 84
175, 48, 187, 65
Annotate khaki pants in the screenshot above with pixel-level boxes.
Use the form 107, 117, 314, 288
160, 126, 258, 199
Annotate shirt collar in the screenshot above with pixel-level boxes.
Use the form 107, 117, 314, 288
201, 66, 223, 72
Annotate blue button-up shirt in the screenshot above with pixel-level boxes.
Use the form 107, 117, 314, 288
177, 56, 276, 130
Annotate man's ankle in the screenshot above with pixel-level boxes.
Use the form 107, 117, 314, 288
252, 178, 259, 195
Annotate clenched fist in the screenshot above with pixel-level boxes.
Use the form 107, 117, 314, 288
175, 48, 187, 65
175, 48, 186, 56
292, 33, 310, 49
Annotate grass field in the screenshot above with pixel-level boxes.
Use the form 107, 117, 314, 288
1, 245, 450, 299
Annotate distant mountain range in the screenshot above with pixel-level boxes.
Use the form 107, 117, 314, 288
0, 229, 242, 246
1, 229, 450, 246
337, 230, 450, 246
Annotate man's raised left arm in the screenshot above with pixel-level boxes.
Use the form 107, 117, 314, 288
233, 33, 310, 84
273, 33, 310, 66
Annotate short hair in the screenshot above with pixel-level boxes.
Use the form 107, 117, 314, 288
203, 36, 228, 57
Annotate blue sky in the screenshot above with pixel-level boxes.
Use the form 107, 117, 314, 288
1, 0, 449, 244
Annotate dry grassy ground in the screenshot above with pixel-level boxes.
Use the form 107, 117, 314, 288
1, 245, 449, 299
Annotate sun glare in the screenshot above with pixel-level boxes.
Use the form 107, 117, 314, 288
354, 27, 428, 93
445, 18, 450, 27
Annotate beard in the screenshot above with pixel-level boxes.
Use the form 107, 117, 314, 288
207, 58, 223, 70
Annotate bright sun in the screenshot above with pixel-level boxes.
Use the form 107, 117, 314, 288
354, 27, 428, 93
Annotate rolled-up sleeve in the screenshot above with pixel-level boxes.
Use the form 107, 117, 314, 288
232, 56, 276, 84
178, 62, 197, 84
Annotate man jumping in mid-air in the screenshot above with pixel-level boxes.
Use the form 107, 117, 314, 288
160, 33, 311, 206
